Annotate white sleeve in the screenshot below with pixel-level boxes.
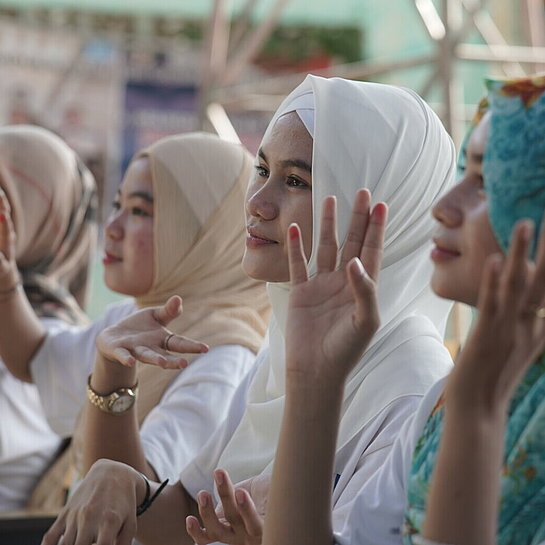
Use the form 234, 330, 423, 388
334, 379, 446, 545
140, 345, 256, 482
332, 396, 422, 532
178, 363, 259, 499
30, 300, 136, 436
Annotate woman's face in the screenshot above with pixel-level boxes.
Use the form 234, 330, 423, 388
430, 113, 502, 306
242, 112, 313, 282
103, 157, 154, 296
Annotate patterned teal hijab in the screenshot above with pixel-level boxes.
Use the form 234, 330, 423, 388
404, 75, 545, 545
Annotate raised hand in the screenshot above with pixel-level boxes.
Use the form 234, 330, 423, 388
96, 295, 209, 370
285, 190, 388, 388
447, 219, 545, 412
186, 470, 264, 545
0, 188, 20, 292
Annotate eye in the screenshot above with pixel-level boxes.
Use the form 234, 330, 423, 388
111, 200, 120, 211
286, 176, 309, 189
131, 207, 151, 217
255, 165, 269, 179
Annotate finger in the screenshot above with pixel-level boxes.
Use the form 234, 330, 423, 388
152, 296, 183, 326
500, 220, 532, 313
0, 208, 15, 262
525, 210, 545, 310
359, 202, 387, 282
112, 347, 136, 367
132, 346, 187, 369
197, 490, 231, 542
113, 520, 137, 545
347, 257, 379, 332
42, 517, 66, 545
186, 516, 213, 545
316, 196, 338, 273
215, 470, 244, 530
94, 511, 124, 545
164, 335, 209, 356
234, 488, 264, 538
340, 189, 371, 269
476, 253, 502, 319
287, 223, 309, 286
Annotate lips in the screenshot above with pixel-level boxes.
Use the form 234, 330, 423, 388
431, 237, 461, 262
102, 250, 122, 265
247, 227, 277, 243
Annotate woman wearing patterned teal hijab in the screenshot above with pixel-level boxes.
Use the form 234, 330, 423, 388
404, 74, 545, 545
253, 74, 545, 545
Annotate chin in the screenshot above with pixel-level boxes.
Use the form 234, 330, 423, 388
241, 262, 286, 283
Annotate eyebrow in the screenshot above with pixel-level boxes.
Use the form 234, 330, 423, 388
116, 189, 154, 203
258, 148, 312, 174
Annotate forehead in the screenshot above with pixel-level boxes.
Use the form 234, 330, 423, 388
121, 156, 153, 195
262, 112, 313, 158
466, 112, 491, 158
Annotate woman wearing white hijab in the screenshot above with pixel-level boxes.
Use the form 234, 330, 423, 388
43, 75, 455, 545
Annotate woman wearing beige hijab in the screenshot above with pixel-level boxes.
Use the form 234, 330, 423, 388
0, 132, 269, 506
0, 125, 97, 510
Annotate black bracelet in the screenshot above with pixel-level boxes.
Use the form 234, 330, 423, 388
136, 473, 169, 517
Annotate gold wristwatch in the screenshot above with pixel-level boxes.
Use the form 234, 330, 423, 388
87, 375, 138, 415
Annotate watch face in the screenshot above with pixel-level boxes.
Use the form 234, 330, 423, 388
110, 394, 135, 413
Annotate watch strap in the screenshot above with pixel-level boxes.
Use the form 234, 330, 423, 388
87, 374, 138, 414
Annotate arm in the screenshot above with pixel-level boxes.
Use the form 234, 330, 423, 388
0, 191, 46, 382
42, 458, 200, 545
264, 191, 387, 545
83, 295, 209, 478
423, 220, 545, 545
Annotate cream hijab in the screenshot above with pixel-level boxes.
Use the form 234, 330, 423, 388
0, 125, 97, 325
217, 75, 456, 484
133, 133, 270, 419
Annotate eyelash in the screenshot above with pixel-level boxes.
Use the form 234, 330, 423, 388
254, 165, 309, 188
111, 201, 151, 217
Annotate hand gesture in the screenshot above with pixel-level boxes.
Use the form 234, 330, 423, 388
285, 190, 387, 388
0, 188, 20, 291
96, 295, 208, 369
186, 470, 264, 545
42, 459, 142, 545
447, 219, 545, 412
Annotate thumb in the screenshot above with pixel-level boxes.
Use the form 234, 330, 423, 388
153, 295, 183, 326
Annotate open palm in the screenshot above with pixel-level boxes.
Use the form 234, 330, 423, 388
448, 220, 545, 409
285, 190, 388, 387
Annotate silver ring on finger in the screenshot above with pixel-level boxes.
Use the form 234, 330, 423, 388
163, 332, 175, 351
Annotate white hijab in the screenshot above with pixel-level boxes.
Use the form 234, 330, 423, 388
217, 75, 456, 484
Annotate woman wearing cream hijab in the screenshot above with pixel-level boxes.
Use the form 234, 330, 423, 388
43, 75, 456, 545
0, 132, 269, 507
0, 125, 96, 510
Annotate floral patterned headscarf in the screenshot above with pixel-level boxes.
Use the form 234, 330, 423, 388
404, 75, 545, 545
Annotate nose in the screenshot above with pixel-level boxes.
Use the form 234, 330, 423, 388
432, 180, 464, 227
104, 209, 124, 241
245, 178, 279, 221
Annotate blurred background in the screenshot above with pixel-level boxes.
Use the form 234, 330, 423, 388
1, 0, 544, 352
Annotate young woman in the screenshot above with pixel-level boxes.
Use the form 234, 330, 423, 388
253, 75, 545, 545
42, 75, 455, 545
0, 125, 97, 510
0, 132, 269, 504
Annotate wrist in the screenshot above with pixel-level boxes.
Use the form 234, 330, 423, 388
92, 354, 137, 390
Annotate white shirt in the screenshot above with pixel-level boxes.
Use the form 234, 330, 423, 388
30, 300, 257, 481
334, 378, 446, 545
0, 317, 65, 511
180, 365, 446, 542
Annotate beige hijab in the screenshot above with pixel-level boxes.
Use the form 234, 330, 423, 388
0, 125, 97, 510
133, 132, 270, 419
0, 125, 97, 324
